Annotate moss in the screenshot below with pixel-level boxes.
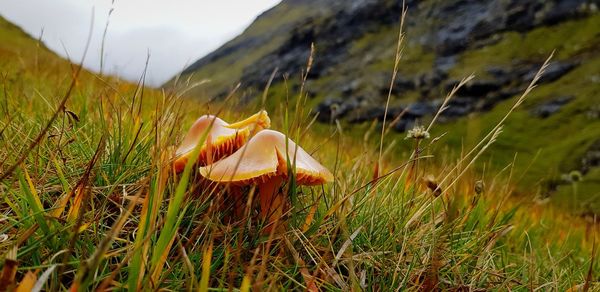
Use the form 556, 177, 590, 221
363, 41, 436, 76
428, 55, 600, 210
241, 2, 314, 39
451, 14, 600, 77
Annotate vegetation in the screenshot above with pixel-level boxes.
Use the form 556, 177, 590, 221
180, 1, 600, 215
0, 14, 599, 291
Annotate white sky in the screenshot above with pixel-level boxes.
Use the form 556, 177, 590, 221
0, 0, 281, 86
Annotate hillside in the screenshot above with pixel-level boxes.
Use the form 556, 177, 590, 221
175, 0, 600, 212
1, 11, 600, 290
0, 15, 87, 92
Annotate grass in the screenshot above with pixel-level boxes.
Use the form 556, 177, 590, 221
0, 14, 599, 291
435, 56, 600, 211
181, 4, 600, 216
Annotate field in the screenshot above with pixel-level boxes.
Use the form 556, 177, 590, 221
0, 15, 599, 291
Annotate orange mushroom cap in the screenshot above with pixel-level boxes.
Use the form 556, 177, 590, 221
199, 129, 334, 186
173, 110, 270, 172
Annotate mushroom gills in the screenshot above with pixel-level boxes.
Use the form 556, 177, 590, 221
173, 111, 271, 172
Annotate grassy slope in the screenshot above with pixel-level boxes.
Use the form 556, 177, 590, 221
191, 11, 600, 213
436, 15, 600, 211
1, 15, 599, 291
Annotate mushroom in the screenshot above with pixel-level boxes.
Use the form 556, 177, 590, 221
173, 110, 270, 172
199, 129, 333, 232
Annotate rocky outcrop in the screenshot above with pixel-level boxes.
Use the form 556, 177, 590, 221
432, 0, 593, 55
582, 140, 600, 175
315, 97, 360, 122
313, 58, 579, 132
236, 0, 592, 89
240, 0, 407, 88
175, 0, 597, 134
531, 96, 574, 118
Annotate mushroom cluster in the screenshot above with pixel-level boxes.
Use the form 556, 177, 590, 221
174, 111, 333, 233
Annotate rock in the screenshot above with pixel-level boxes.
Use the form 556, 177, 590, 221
347, 106, 384, 123
427, 0, 591, 56
541, 0, 590, 26
442, 97, 475, 117
415, 70, 448, 90
472, 34, 503, 49
347, 106, 405, 123
389, 77, 417, 93
471, 18, 500, 41
434, 55, 457, 73
390, 102, 436, 132
523, 61, 578, 84
397, 61, 577, 120
393, 117, 418, 132
487, 63, 534, 84
399, 78, 417, 91
445, 79, 505, 97
432, 0, 491, 55
462, 80, 503, 96
503, 1, 541, 32
530, 96, 574, 118
341, 80, 362, 95
347, 99, 437, 124
314, 97, 358, 122
486, 66, 509, 79
406, 101, 436, 117
582, 140, 600, 175
476, 88, 521, 111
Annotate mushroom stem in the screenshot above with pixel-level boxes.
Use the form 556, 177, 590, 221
224, 185, 246, 223
258, 176, 285, 233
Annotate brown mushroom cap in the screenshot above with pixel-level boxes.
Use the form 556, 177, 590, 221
173, 111, 270, 172
199, 129, 333, 186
